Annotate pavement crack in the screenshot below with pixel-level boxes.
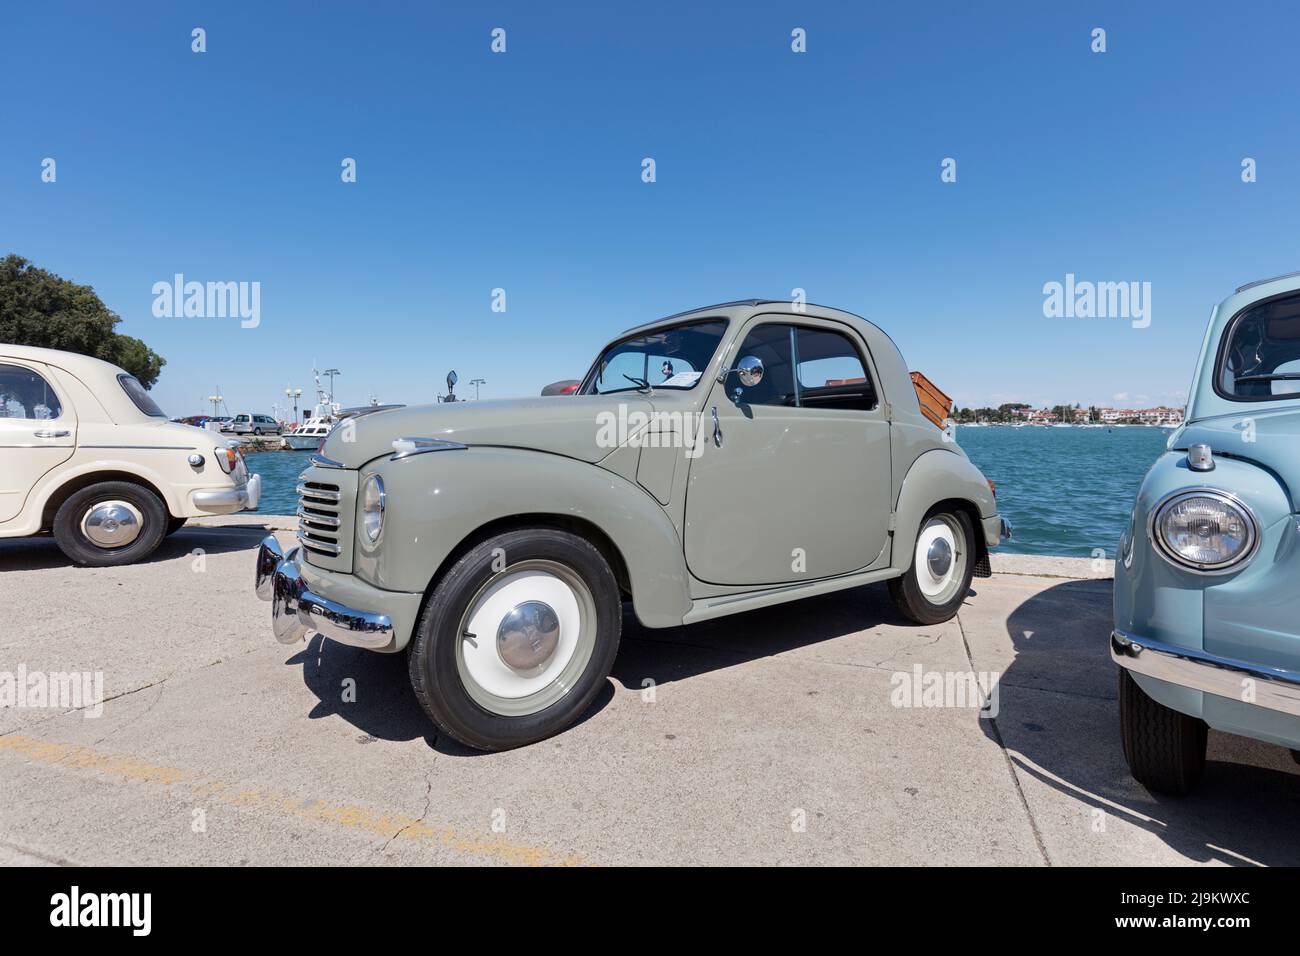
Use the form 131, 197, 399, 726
380, 747, 438, 854
956, 609, 1053, 866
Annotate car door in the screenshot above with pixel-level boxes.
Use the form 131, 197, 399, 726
683, 318, 892, 586
0, 362, 77, 524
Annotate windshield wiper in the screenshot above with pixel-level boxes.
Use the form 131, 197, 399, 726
623, 374, 653, 394
1235, 373, 1300, 383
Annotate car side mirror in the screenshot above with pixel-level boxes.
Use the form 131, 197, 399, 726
736, 355, 764, 388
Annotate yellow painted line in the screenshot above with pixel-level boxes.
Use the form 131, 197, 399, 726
0, 734, 587, 866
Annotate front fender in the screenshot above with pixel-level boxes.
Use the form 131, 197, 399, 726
891, 448, 997, 572
358, 448, 691, 628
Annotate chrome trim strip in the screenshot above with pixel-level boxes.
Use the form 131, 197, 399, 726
390, 436, 468, 461
297, 508, 340, 528
1146, 487, 1261, 575
295, 483, 341, 503
79, 445, 199, 450
1111, 629, 1300, 718
1236, 270, 1300, 294
310, 452, 346, 468
256, 536, 393, 650
296, 530, 342, 555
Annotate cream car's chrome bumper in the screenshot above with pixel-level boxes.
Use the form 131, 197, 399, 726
1111, 629, 1300, 717
193, 473, 261, 514
255, 535, 393, 649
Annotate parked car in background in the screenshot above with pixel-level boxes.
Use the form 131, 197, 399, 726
1113, 272, 1300, 795
541, 379, 580, 396
223, 413, 281, 436
0, 344, 261, 566
257, 300, 1008, 751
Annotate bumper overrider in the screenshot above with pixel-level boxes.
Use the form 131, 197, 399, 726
255, 535, 394, 649
194, 473, 262, 515
1111, 629, 1300, 718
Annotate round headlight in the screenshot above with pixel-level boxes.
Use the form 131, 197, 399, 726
362, 475, 385, 543
1152, 490, 1258, 572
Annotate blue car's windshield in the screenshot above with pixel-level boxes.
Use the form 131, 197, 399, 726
581, 319, 728, 395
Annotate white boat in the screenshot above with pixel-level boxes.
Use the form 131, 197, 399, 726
282, 369, 342, 450
283, 416, 336, 450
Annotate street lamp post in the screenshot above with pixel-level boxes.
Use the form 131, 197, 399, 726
323, 369, 340, 405
470, 378, 486, 401
285, 386, 303, 421
207, 391, 224, 417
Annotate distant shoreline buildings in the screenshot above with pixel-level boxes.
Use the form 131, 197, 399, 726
953, 402, 1185, 426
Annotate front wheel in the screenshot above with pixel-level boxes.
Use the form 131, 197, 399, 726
408, 528, 623, 751
888, 507, 975, 624
52, 481, 168, 567
1118, 667, 1207, 796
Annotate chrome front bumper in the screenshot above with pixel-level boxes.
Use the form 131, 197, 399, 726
255, 535, 394, 649
1111, 629, 1300, 718
194, 473, 262, 514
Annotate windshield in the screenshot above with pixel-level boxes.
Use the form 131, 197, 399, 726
580, 319, 728, 395
1218, 293, 1300, 400
118, 374, 166, 417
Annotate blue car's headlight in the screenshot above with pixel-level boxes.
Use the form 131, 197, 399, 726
1151, 489, 1259, 573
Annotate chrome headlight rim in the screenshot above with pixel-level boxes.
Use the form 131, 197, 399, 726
361, 474, 386, 544
1146, 487, 1260, 575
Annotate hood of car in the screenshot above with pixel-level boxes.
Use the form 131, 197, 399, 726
319, 395, 657, 468
1174, 405, 1300, 504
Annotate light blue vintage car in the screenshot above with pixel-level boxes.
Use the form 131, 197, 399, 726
1114, 272, 1300, 794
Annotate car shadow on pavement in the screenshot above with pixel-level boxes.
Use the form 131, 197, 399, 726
611, 581, 917, 690
0, 524, 275, 571
283, 632, 619, 756
990, 578, 1300, 866
285, 581, 906, 757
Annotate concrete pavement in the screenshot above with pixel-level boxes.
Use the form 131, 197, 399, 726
1, 518, 1297, 866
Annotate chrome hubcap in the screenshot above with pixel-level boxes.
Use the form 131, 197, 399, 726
927, 537, 953, 578
456, 559, 598, 717
497, 600, 561, 674
915, 515, 966, 604
81, 500, 143, 548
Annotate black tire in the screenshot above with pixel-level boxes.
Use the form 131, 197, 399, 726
52, 481, 168, 567
888, 506, 976, 625
165, 516, 188, 537
408, 528, 622, 751
252, 428, 263, 436
1118, 667, 1207, 796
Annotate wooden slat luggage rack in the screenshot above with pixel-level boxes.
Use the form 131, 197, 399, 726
910, 371, 953, 429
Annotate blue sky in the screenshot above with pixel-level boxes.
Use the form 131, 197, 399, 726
4, 1, 1300, 416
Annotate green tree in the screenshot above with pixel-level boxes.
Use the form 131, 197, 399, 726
0, 254, 165, 387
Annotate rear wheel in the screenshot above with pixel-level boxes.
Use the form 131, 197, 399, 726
1118, 667, 1207, 796
408, 528, 622, 751
52, 481, 168, 567
888, 507, 975, 624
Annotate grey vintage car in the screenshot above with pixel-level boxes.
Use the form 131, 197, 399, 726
256, 301, 1008, 750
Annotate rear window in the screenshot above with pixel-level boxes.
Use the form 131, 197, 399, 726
118, 374, 166, 417
1218, 292, 1300, 400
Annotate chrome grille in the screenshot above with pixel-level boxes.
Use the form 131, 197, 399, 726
297, 480, 344, 556
295, 465, 357, 571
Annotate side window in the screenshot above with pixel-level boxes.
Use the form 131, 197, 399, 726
796, 328, 875, 411
0, 364, 63, 420
732, 324, 796, 407
1219, 292, 1300, 399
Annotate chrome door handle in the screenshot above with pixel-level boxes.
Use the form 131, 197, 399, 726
33, 429, 70, 439
711, 406, 722, 447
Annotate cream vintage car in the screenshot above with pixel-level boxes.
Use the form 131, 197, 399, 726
0, 344, 261, 566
